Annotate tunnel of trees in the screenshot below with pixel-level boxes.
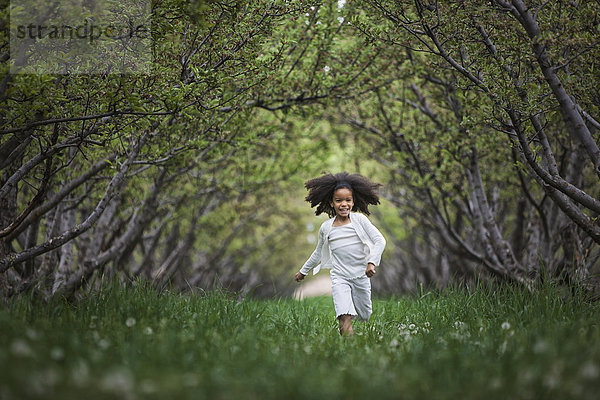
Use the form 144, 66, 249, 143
1, 0, 599, 299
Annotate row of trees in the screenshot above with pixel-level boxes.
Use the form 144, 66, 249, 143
1, 0, 312, 298
341, 0, 599, 293
1, 0, 599, 299
0, 0, 392, 298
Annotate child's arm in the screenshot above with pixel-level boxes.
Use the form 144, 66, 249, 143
359, 214, 386, 273
296, 223, 325, 279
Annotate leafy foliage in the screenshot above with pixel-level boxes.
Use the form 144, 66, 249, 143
1, 0, 599, 297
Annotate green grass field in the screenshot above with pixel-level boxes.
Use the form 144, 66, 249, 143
1, 282, 599, 400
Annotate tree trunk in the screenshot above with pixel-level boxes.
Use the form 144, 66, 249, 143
52, 206, 76, 295
0, 163, 19, 296
467, 147, 531, 288
508, 0, 600, 176
0, 133, 147, 273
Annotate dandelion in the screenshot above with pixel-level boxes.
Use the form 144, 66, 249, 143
398, 326, 411, 338
71, 360, 90, 386
532, 340, 549, 355
501, 321, 511, 330
521, 369, 535, 383
125, 317, 136, 327
144, 327, 153, 335
450, 330, 470, 341
100, 367, 134, 394
139, 379, 157, 394
580, 362, 599, 380
10, 339, 33, 357
98, 338, 110, 350
50, 347, 65, 361
498, 340, 507, 354
543, 365, 561, 389
490, 377, 502, 389
408, 323, 416, 330
26, 328, 39, 341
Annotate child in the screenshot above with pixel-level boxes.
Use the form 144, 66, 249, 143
295, 172, 386, 336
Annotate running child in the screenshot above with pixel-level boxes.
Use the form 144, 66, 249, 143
295, 172, 386, 336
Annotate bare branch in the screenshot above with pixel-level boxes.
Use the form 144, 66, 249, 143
0, 133, 148, 273
4, 155, 117, 241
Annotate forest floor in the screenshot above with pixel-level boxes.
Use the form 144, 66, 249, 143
1, 282, 599, 399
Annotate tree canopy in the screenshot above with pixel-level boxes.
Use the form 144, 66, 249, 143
1, 0, 599, 299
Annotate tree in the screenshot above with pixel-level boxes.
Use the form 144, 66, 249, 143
0, 0, 389, 298
340, 0, 600, 289
2, 0, 598, 299
0, 0, 329, 297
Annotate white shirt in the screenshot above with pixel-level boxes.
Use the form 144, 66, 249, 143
300, 212, 386, 277
328, 222, 368, 278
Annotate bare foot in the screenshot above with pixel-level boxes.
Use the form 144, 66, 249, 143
338, 314, 354, 336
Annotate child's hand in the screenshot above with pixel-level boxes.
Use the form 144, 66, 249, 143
366, 263, 377, 278
295, 272, 306, 282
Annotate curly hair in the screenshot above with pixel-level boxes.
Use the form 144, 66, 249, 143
304, 172, 382, 217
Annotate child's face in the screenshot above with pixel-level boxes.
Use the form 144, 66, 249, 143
330, 187, 354, 218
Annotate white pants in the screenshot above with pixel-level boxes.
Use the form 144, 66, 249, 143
331, 275, 372, 321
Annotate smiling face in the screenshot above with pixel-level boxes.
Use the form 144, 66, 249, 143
330, 187, 354, 219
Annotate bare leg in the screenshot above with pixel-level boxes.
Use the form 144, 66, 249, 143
338, 314, 354, 336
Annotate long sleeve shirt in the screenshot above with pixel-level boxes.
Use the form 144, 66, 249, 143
299, 212, 386, 277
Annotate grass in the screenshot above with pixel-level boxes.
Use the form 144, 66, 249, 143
0, 281, 599, 400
